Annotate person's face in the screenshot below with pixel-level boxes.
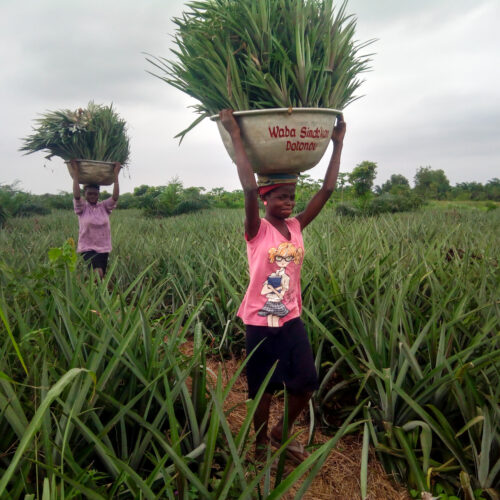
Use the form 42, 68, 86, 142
265, 185, 296, 218
84, 187, 99, 204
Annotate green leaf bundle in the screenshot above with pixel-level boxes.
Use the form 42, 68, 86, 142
20, 101, 130, 164
146, 0, 374, 139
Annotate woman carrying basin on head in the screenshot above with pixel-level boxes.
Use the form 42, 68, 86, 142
72, 160, 121, 279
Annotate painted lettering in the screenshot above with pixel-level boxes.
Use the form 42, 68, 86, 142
286, 140, 318, 151
268, 125, 297, 138
300, 126, 330, 139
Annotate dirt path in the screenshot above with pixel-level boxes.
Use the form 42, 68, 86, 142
192, 344, 411, 500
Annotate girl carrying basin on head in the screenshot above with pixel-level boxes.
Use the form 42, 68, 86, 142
219, 108, 346, 465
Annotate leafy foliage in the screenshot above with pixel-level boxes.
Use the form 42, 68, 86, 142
207, 187, 245, 209
0, 182, 51, 219
20, 101, 130, 164
335, 193, 423, 216
47, 238, 78, 271
295, 174, 323, 211
0, 237, 354, 498
380, 174, 410, 195
140, 178, 210, 217
0, 205, 6, 228
414, 166, 451, 200
348, 160, 377, 197
147, 0, 374, 139
366, 192, 423, 214
451, 178, 500, 202
2, 207, 499, 498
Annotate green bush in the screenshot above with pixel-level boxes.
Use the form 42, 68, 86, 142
335, 202, 360, 217
365, 193, 422, 215
0, 183, 52, 218
207, 188, 245, 209
143, 179, 210, 217
38, 192, 74, 210
335, 194, 422, 216
0, 205, 7, 228
14, 202, 50, 217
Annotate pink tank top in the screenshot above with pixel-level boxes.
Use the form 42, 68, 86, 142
238, 217, 304, 327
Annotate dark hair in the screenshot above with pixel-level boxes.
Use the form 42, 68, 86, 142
84, 184, 100, 192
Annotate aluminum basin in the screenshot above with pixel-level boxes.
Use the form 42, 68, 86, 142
65, 160, 116, 186
211, 108, 341, 174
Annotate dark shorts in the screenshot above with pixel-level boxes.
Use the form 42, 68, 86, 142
245, 317, 319, 399
81, 251, 109, 274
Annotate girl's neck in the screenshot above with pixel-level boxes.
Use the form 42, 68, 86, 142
265, 214, 291, 239
265, 213, 288, 225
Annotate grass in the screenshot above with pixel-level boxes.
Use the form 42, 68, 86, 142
426, 200, 500, 211
1, 205, 499, 498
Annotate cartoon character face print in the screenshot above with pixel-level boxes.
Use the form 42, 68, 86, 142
274, 254, 294, 268
258, 241, 304, 327
268, 242, 303, 266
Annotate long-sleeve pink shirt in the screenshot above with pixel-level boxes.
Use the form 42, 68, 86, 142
73, 197, 116, 253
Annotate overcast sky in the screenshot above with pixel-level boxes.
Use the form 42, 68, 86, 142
1, 0, 498, 195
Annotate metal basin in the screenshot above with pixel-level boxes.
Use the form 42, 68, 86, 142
65, 160, 116, 186
210, 108, 341, 174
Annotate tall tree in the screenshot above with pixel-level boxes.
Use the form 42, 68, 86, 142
414, 166, 450, 199
337, 172, 349, 202
452, 182, 485, 200
485, 178, 500, 201
348, 161, 377, 197
381, 174, 410, 194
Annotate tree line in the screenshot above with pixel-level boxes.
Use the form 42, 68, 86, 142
1, 164, 499, 225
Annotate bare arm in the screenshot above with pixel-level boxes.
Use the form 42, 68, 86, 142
296, 115, 346, 230
72, 160, 81, 200
219, 109, 260, 239
112, 162, 121, 201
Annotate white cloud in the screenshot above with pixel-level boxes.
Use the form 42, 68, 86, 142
1, 0, 498, 194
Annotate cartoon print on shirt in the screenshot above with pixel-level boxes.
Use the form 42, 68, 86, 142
258, 241, 304, 327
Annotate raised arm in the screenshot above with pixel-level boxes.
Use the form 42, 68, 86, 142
112, 162, 121, 201
296, 114, 346, 230
219, 109, 260, 239
72, 160, 81, 200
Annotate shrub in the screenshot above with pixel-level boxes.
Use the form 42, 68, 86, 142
38, 192, 74, 210
0, 205, 7, 228
365, 193, 422, 215
174, 198, 209, 215
335, 202, 359, 217
14, 202, 50, 218
335, 194, 422, 217
143, 179, 209, 217
484, 201, 498, 212
207, 188, 245, 209
0, 183, 51, 219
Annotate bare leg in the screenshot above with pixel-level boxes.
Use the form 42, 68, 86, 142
270, 391, 312, 443
254, 392, 272, 461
